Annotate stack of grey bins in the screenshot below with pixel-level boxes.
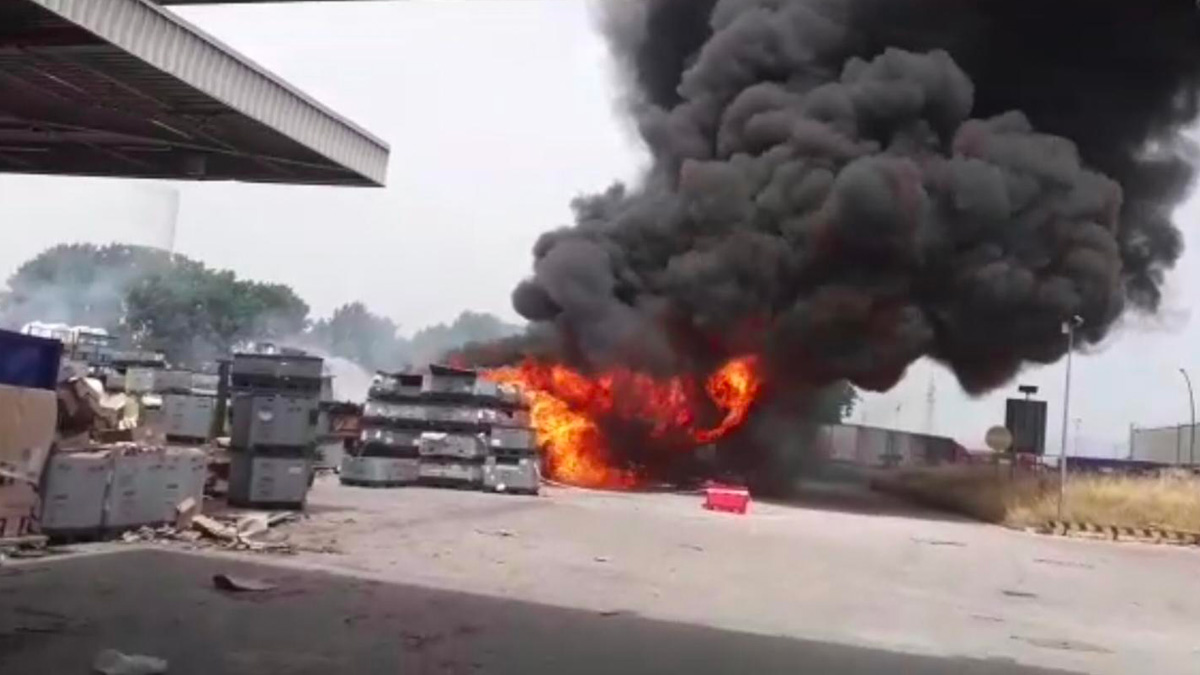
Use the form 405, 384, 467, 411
39, 446, 208, 539
227, 353, 323, 509
159, 370, 220, 443
343, 365, 539, 494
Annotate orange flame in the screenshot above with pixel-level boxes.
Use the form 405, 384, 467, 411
486, 356, 761, 488
694, 356, 761, 443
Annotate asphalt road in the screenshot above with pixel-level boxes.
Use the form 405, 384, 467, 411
2, 477, 1197, 674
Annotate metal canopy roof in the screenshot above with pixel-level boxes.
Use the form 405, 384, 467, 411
0, 0, 389, 186
158, 1, 370, 4
158, 1, 368, 4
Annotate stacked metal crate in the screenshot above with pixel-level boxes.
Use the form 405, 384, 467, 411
227, 353, 323, 509
102, 446, 208, 534
417, 366, 491, 489
39, 450, 113, 537
469, 378, 538, 494
159, 370, 218, 443
341, 365, 538, 494
39, 445, 207, 538
483, 421, 540, 494
342, 372, 424, 486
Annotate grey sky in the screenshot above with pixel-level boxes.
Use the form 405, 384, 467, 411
1, 0, 1197, 451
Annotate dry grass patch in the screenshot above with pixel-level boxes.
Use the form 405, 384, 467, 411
873, 466, 1200, 532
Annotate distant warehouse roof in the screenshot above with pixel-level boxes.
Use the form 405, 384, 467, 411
0, 0, 389, 186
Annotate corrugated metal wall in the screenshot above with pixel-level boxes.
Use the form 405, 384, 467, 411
1131, 425, 1199, 466
814, 424, 959, 468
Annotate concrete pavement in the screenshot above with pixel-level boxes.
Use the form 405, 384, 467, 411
2, 476, 1197, 673
1, 548, 1077, 675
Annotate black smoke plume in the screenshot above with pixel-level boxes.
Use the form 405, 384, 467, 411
499, 0, 1200, 395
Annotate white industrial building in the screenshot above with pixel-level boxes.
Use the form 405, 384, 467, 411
1129, 424, 1199, 467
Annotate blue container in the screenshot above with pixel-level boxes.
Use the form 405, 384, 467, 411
0, 329, 64, 391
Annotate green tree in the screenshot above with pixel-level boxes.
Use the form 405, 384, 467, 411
408, 311, 522, 364
0, 243, 188, 332
125, 267, 309, 365
2, 243, 309, 365
309, 302, 408, 371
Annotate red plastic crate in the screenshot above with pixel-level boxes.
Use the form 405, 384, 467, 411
703, 484, 750, 515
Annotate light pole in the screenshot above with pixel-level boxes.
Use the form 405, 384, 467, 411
1058, 316, 1083, 520
1180, 368, 1195, 467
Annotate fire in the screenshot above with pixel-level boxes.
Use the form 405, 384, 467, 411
486, 356, 761, 488
694, 356, 760, 443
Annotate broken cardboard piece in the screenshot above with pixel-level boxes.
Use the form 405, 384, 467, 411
236, 513, 271, 539
57, 377, 118, 437
98, 389, 127, 413
192, 515, 238, 542
190, 512, 296, 554
236, 511, 300, 550
267, 511, 299, 527
174, 497, 198, 530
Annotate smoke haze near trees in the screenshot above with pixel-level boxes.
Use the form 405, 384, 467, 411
0, 244, 520, 372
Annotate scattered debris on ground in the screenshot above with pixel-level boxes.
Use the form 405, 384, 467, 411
117, 508, 306, 555
93, 649, 168, 675
6, 605, 78, 635
1033, 558, 1095, 570
212, 573, 277, 593
399, 630, 445, 652
475, 528, 516, 538
911, 538, 967, 547
173, 497, 198, 530
0, 536, 51, 566
1011, 635, 1113, 655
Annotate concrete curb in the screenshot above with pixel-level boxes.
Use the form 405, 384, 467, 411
1036, 520, 1200, 547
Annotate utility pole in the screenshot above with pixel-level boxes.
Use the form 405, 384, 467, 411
924, 375, 936, 436
1058, 316, 1082, 520
166, 186, 181, 254
1180, 368, 1195, 466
